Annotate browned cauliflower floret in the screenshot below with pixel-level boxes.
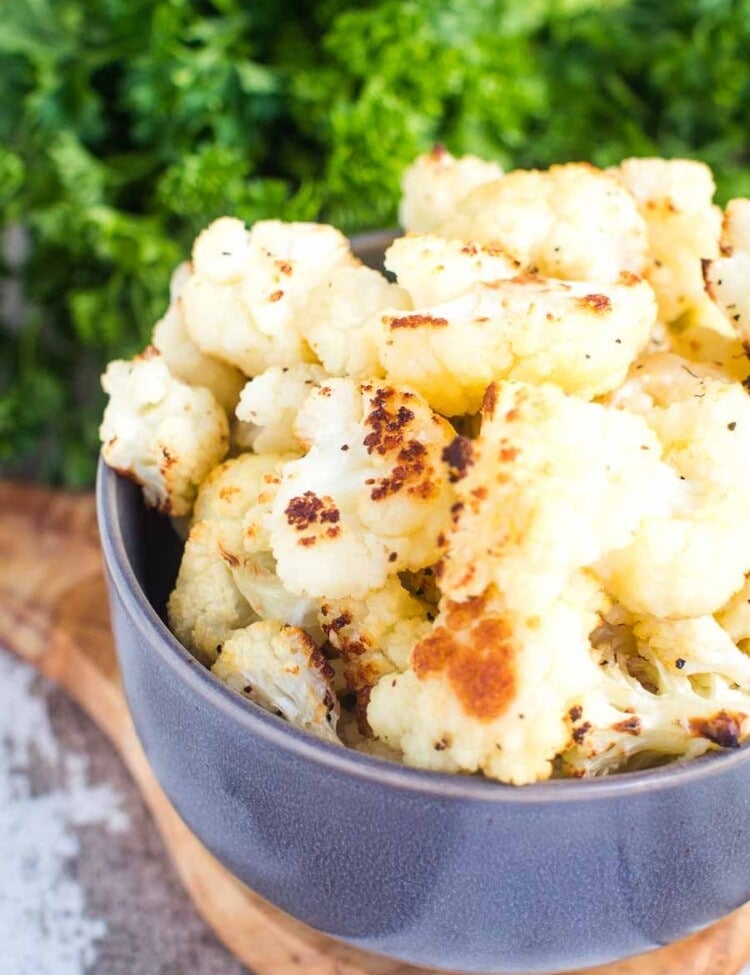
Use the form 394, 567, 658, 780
318, 577, 433, 712
613, 157, 723, 326
260, 379, 456, 599
561, 607, 750, 776
437, 163, 648, 282
168, 453, 319, 664
376, 273, 656, 416
180, 217, 355, 375
368, 580, 607, 784
442, 380, 679, 610
100, 349, 229, 516
399, 147, 503, 233
601, 353, 750, 617
211, 621, 340, 743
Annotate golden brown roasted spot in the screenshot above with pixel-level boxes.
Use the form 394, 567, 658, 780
363, 388, 416, 455
371, 440, 438, 501
689, 710, 746, 748
412, 594, 517, 721
577, 293, 613, 313
385, 313, 450, 330
284, 491, 340, 530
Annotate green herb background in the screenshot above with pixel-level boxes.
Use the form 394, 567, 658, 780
2, 0, 749, 485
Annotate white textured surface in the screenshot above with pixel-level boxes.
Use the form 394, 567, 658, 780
0, 646, 249, 975
0, 650, 127, 975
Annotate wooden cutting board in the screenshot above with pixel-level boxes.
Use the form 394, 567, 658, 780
1, 479, 749, 975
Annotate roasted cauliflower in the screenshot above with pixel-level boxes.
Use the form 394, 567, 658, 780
438, 163, 649, 282
262, 379, 456, 599
399, 146, 503, 234
602, 353, 750, 618
235, 363, 328, 455
181, 217, 355, 375
298, 264, 410, 378
100, 348, 229, 516
212, 621, 340, 743
101, 150, 750, 782
377, 273, 657, 416
152, 261, 246, 412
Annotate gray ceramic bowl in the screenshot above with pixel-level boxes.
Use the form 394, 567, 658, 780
97, 232, 750, 974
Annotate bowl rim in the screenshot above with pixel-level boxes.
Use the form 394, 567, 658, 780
97, 458, 750, 803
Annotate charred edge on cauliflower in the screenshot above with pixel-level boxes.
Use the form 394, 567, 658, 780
689, 710, 745, 749
412, 593, 517, 722
442, 436, 474, 482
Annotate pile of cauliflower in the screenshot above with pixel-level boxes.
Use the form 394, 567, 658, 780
100, 148, 750, 784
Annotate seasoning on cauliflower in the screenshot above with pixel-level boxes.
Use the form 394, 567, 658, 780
297, 265, 410, 378
211, 621, 340, 743
437, 163, 648, 282
235, 363, 328, 454
151, 261, 246, 412
180, 217, 355, 375
613, 157, 723, 326
703, 198, 750, 347
601, 353, 750, 618
441, 380, 680, 612
561, 608, 750, 777
262, 379, 456, 600
384, 234, 520, 306
377, 272, 657, 416
399, 146, 503, 234
367, 580, 607, 785
100, 348, 229, 516
318, 577, 432, 720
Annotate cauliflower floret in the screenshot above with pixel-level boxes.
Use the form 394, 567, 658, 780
167, 519, 257, 665
262, 380, 455, 599
704, 198, 750, 347
100, 349, 229, 516
211, 621, 340, 743
384, 234, 520, 306
168, 453, 319, 662
377, 273, 656, 417
152, 262, 246, 412
668, 318, 749, 383
562, 609, 750, 776
318, 577, 433, 704
368, 581, 607, 785
601, 353, 750, 617
613, 158, 722, 325
181, 217, 355, 375
235, 364, 328, 454
438, 163, 648, 282
297, 265, 410, 378
442, 381, 680, 613
399, 147, 503, 233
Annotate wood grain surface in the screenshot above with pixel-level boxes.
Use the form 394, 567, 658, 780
1, 479, 749, 975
